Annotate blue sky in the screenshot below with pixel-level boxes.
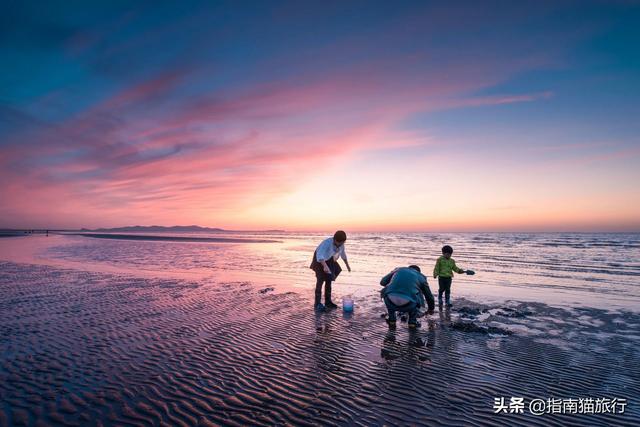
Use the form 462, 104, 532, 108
1, 1, 639, 230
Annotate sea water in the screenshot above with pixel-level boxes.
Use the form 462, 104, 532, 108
4, 231, 639, 311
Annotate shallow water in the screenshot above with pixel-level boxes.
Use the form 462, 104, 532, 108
5, 231, 638, 310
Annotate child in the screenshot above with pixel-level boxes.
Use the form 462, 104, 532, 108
433, 245, 466, 308
309, 230, 351, 311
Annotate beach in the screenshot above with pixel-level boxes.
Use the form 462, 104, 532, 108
1, 233, 639, 426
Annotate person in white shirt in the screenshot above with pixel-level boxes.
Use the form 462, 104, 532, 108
309, 230, 351, 310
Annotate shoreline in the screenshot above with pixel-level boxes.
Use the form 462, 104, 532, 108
67, 232, 281, 243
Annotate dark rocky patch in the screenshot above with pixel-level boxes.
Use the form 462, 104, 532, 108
496, 308, 533, 318
457, 307, 481, 316
450, 321, 512, 335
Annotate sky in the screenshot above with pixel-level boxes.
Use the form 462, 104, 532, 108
1, 0, 639, 232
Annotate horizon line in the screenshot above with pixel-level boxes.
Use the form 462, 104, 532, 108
2, 226, 639, 234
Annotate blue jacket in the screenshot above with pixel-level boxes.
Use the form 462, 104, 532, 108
380, 267, 435, 310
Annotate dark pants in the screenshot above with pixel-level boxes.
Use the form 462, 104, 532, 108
438, 277, 452, 304
312, 256, 341, 305
384, 296, 418, 323
315, 273, 333, 305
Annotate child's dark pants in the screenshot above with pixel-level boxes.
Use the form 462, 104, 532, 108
438, 277, 452, 304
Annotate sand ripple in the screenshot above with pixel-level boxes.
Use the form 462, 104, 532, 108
1, 261, 639, 426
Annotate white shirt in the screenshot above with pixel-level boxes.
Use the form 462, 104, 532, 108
315, 237, 348, 263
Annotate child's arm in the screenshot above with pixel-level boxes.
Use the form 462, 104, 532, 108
452, 259, 465, 274
433, 258, 440, 278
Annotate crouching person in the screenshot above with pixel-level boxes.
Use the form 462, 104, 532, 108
380, 265, 435, 329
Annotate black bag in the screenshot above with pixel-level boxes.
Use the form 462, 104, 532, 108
310, 250, 342, 279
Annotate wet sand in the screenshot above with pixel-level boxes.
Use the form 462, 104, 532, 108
1, 260, 638, 426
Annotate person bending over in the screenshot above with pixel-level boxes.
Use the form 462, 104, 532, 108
310, 230, 351, 311
380, 265, 434, 328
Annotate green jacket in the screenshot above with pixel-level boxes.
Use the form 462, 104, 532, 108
433, 256, 463, 278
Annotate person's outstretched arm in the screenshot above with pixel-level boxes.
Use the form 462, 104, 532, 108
452, 259, 465, 274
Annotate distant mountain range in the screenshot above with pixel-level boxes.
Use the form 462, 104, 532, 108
80, 225, 285, 233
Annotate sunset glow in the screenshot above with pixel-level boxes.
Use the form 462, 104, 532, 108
1, 1, 639, 231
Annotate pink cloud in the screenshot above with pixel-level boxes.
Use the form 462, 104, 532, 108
0, 50, 555, 228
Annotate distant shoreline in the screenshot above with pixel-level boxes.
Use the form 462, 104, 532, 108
80, 226, 287, 233
70, 233, 280, 244
0, 231, 38, 238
